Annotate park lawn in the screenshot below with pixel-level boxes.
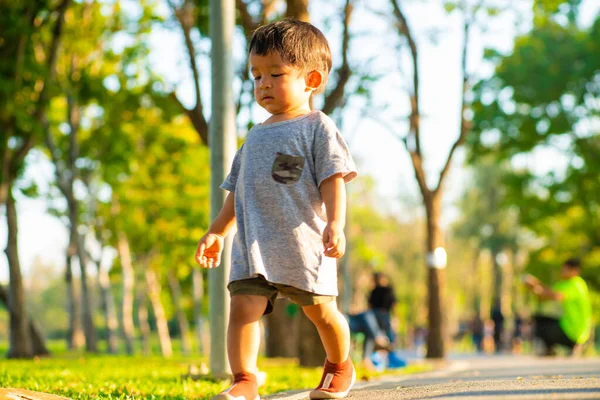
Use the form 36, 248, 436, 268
0, 348, 430, 399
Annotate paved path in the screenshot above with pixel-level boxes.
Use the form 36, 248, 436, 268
267, 356, 600, 399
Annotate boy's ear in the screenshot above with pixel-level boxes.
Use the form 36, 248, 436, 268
305, 70, 323, 91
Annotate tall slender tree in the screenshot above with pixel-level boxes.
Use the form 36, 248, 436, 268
0, 0, 69, 358
373, 0, 516, 357
382, 0, 484, 358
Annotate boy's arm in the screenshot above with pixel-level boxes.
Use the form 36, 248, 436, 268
524, 275, 564, 301
209, 192, 237, 236
320, 173, 346, 258
534, 285, 564, 301
195, 192, 236, 268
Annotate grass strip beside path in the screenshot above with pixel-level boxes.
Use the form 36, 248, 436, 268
0, 352, 430, 399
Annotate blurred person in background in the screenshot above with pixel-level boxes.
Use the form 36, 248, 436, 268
524, 258, 592, 356
368, 272, 397, 346
511, 312, 524, 354
471, 313, 484, 353
348, 310, 391, 370
491, 299, 505, 353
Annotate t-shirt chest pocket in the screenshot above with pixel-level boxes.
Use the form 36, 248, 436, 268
271, 152, 305, 184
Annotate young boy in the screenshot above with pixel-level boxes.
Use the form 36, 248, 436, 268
196, 19, 357, 400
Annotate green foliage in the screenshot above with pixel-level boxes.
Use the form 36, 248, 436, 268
444, 1, 458, 14
533, 0, 582, 25
194, 0, 210, 36
454, 157, 520, 253
468, 5, 600, 308
30, 0, 211, 326
0, 1, 57, 185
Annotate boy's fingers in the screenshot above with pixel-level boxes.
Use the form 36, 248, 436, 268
324, 239, 340, 257
323, 230, 330, 246
326, 249, 340, 258
196, 243, 206, 265
330, 235, 339, 248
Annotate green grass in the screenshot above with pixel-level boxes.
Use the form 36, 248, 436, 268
0, 343, 431, 399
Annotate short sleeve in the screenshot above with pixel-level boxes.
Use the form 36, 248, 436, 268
220, 144, 244, 192
313, 117, 357, 187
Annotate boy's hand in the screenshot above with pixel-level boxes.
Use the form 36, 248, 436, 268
323, 222, 345, 258
522, 274, 540, 288
195, 232, 225, 268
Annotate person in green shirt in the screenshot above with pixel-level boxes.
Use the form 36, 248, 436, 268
524, 258, 592, 356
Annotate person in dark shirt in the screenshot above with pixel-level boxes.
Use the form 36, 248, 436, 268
471, 313, 484, 353
491, 299, 504, 353
368, 272, 397, 344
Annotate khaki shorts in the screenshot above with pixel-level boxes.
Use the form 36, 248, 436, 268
228, 277, 336, 315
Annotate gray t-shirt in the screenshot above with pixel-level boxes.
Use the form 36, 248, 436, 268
221, 111, 357, 296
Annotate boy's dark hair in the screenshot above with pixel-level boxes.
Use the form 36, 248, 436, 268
563, 258, 581, 269
373, 272, 387, 286
248, 19, 332, 93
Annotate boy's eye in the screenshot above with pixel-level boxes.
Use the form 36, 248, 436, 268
253, 76, 261, 81
271, 73, 283, 77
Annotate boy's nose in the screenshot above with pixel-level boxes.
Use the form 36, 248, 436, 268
259, 79, 272, 89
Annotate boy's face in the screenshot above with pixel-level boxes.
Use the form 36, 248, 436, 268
560, 265, 580, 279
250, 51, 314, 116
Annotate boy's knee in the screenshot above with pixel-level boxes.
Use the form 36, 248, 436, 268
302, 301, 339, 323
230, 295, 268, 322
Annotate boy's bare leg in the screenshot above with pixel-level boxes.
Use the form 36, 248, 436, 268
212, 295, 266, 400
302, 300, 350, 363
303, 300, 355, 398
228, 295, 268, 374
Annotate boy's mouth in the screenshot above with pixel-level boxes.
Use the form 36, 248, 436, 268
262, 96, 274, 101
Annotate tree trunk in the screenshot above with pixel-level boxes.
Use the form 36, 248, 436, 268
192, 268, 205, 356
70, 203, 97, 352
66, 237, 85, 349
471, 248, 481, 314
1, 0, 69, 360
491, 248, 503, 306
424, 193, 446, 358
510, 249, 522, 313
0, 284, 49, 356
5, 189, 33, 359
28, 319, 50, 356
503, 249, 514, 322
117, 231, 135, 354
145, 267, 173, 357
94, 251, 119, 354
137, 285, 151, 355
167, 269, 192, 355
265, 299, 298, 358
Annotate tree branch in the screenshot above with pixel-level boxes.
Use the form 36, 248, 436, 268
390, 0, 421, 156
435, 15, 472, 194
12, 0, 70, 177
236, 0, 258, 38
390, 0, 430, 199
14, 4, 35, 88
285, 0, 309, 22
169, 0, 208, 145
260, 0, 278, 25
322, 0, 353, 115
43, 124, 70, 195
405, 143, 430, 199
